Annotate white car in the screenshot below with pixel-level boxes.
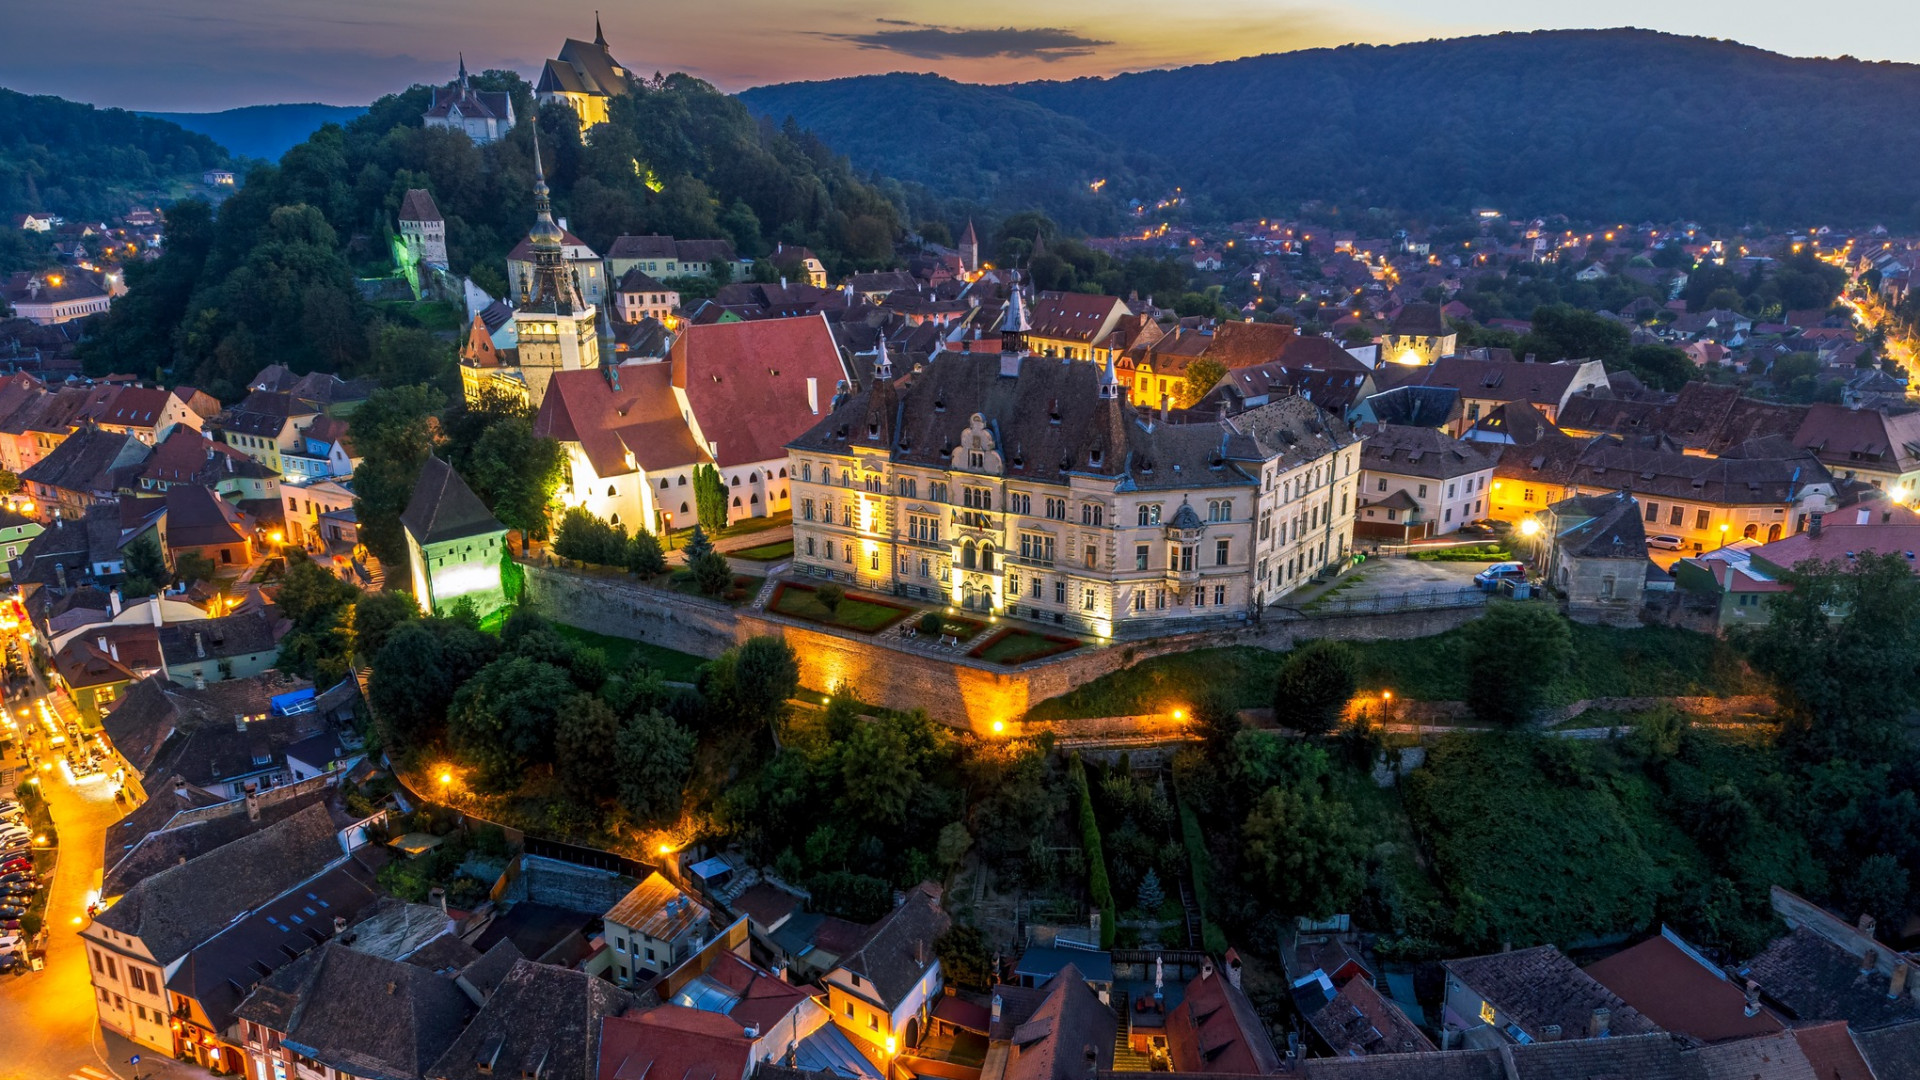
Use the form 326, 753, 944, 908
1647, 534, 1686, 551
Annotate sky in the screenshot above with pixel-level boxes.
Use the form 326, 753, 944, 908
4, 0, 1917, 112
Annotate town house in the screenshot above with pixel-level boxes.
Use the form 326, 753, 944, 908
823, 884, 949, 1059
1356, 423, 1498, 539
602, 871, 711, 988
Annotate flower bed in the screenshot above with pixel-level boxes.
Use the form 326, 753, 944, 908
770, 582, 915, 634
969, 627, 1083, 665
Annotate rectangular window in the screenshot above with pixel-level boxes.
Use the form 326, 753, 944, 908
1524, 489, 1536, 503
1135, 544, 1149, 570
1214, 585, 1226, 605
1216, 538, 1230, 566
1054, 581, 1066, 603
1671, 505, 1685, 526
1645, 502, 1659, 522
1447, 483, 1456, 499
1697, 509, 1711, 531
1376, 478, 1387, 492
1417, 483, 1428, 499
1083, 587, 1096, 610
1031, 578, 1042, 598
1085, 544, 1097, 569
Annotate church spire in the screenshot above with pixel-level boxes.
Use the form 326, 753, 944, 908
458, 52, 469, 93
525, 125, 573, 313
595, 10, 607, 47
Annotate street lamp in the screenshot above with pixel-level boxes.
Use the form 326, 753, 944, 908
1719, 523, 1730, 548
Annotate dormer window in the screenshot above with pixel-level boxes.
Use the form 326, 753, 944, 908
868, 421, 880, 439
1089, 449, 1103, 467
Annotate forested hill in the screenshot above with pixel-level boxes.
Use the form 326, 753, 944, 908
145, 103, 369, 162
79, 70, 906, 398
739, 28, 1920, 229
0, 88, 230, 220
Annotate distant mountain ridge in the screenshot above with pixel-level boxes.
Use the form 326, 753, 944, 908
739, 28, 1920, 228
144, 103, 369, 162
0, 87, 229, 223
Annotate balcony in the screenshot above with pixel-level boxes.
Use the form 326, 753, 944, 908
1008, 552, 1055, 569
951, 510, 998, 532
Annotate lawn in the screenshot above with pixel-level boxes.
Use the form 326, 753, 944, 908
1024, 621, 1764, 720
666, 511, 791, 546
549, 623, 709, 682
969, 628, 1083, 666
730, 539, 794, 562
769, 583, 914, 633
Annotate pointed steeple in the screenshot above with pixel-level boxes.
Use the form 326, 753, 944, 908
458, 52, 469, 93
595, 10, 607, 48
873, 335, 892, 381
1031, 228, 1048, 261
525, 125, 574, 313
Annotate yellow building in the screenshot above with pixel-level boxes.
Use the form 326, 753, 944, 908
1378, 301, 1457, 366
534, 17, 631, 133
511, 132, 601, 409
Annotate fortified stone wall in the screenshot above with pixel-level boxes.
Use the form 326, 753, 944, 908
523, 565, 1491, 732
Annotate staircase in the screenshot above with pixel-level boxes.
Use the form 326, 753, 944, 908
1177, 878, 1201, 948
1110, 992, 1152, 1071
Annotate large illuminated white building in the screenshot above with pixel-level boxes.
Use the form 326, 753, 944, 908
786, 303, 1364, 636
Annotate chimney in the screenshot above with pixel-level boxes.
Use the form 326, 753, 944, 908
742, 1025, 759, 1039
333, 916, 348, 935
1889, 961, 1909, 1000
1743, 980, 1762, 1018
915, 940, 926, 968
1160, 394, 1170, 421
1201, 957, 1215, 979
110, 588, 122, 616
55, 564, 66, 590
1862, 947, 1879, 974
431, 886, 448, 913
109, 641, 119, 663
194, 671, 206, 691
773, 960, 787, 983
991, 994, 1002, 1022
806, 377, 819, 415
1587, 1007, 1611, 1039
1225, 950, 1243, 989
195, 632, 205, 658
1541, 1025, 1561, 1042
234, 712, 246, 731
245, 792, 260, 821
999, 350, 1022, 378
1860, 912, 1878, 935
151, 597, 164, 627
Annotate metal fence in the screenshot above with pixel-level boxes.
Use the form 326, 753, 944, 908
1305, 586, 1488, 616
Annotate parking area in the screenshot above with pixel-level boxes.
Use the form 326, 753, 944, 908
1292, 555, 1497, 609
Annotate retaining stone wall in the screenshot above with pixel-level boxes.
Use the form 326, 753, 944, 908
523, 565, 1492, 733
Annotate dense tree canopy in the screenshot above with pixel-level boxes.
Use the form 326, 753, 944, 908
0, 88, 228, 223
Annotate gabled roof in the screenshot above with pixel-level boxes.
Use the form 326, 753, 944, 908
1584, 930, 1784, 1045
999, 964, 1116, 1080
534, 367, 710, 477
1849, 1018, 1920, 1080
671, 315, 850, 468
1026, 292, 1131, 345
427, 959, 636, 1080
595, 1006, 751, 1080
1445, 945, 1662, 1041
829, 882, 948, 1012
1359, 423, 1497, 480
1168, 964, 1284, 1072
1551, 491, 1648, 560
1306, 973, 1434, 1057
401, 457, 504, 545
21, 426, 148, 495
92, 802, 347, 966
1387, 301, 1448, 337
164, 483, 248, 548
602, 871, 709, 942
1740, 927, 1920, 1031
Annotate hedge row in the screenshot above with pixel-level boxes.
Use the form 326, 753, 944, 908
1069, 757, 1118, 949
1176, 789, 1230, 956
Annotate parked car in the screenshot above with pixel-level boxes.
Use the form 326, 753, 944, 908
1647, 534, 1686, 551
1474, 562, 1528, 590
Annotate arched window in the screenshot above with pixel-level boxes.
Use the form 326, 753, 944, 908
733, 496, 742, 507
1743, 523, 1758, 539
660, 478, 670, 489
780, 488, 788, 500
801, 463, 812, 482
680, 502, 689, 514
750, 493, 760, 504
1768, 523, 1781, 541
607, 485, 616, 498
731, 475, 740, 487
981, 543, 996, 571
678, 476, 687, 486
779, 468, 788, 478
962, 539, 977, 569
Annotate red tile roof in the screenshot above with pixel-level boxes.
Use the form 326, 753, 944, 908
595, 1006, 751, 1080
1167, 965, 1283, 1074
670, 316, 848, 468
1790, 1020, 1876, 1080
535, 366, 711, 476
1584, 932, 1784, 1044
1027, 292, 1130, 345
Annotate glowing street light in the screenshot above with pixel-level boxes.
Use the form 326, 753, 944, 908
991, 719, 1005, 734
1171, 708, 1186, 722
1519, 517, 1541, 537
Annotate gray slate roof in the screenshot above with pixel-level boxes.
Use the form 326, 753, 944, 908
1445, 945, 1662, 1042
426, 959, 635, 1080
401, 456, 504, 545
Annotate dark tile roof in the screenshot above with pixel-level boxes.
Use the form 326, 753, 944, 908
1567, 437, 1831, 504
401, 456, 504, 545
1850, 1018, 1920, 1080
167, 859, 383, 1042
1306, 974, 1434, 1056
1508, 1031, 1693, 1080
1686, 1030, 1817, 1080
831, 883, 948, 1011
164, 483, 249, 548
21, 426, 148, 496
239, 937, 475, 1080
158, 610, 285, 667
1359, 423, 1497, 480
1388, 302, 1448, 337
398, 189, 443, 223
1363, 384, 1461, 428
1445, 945, 1662, 1042
1300, 1048, 1504, 1079
1552, 491, 1648, 560
1739, 927, 1920, 1031
1468, 402, 1564, 447
1002, 964, 1117, 1080
426, 959, 636, 1080
102, 784, 338, 900
456, 939, 525, 1002
93, 801, 348, 965
102, 672, 323, 789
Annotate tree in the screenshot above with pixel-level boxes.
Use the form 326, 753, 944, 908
350, 386, 445, 566
1841, 854, 1911, 936
1273, 640, 1359, 734
1176, 358, 1228, 408
839, 718, 917, 829
1190, 687, 1242, 759
369, 618, 497, 751
1460, 602, 1572, 726
626, 530, 666, 575
553, 507, 626, 566
349, 590, 418, 664
1136, 867, 1166, 914
690, 550, 732, 596
172, 551, 218, 586
935, 821, 972, 873
120, 535, 170, 598
918, 612, 943, 636
554, 693, 620, 803
0, 469, 19, 496
703, 635, 799, 730
683, 524, 715, 561
814, 583, 844, 613
1240, 784, 1366, 918
692, 463, 728, 533
1745, 552, 1920, 762
1622, 344, 1696, 392
464, 415, 563, 542
1518, 304, 1630, 364
447, 656, 574, 788
613, 709, 695, 824
935, 925, 993, 992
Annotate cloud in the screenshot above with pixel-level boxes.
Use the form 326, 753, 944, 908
825, 21, 1113, 62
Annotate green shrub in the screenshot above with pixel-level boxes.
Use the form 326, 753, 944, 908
1070, 756, 1117, 948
